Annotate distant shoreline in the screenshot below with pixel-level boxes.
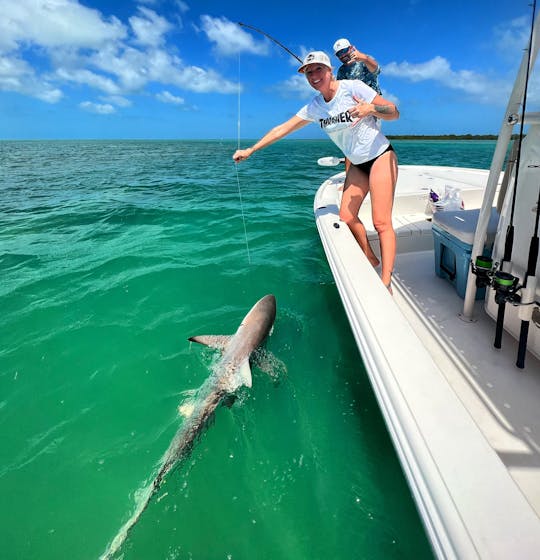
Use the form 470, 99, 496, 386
0, 135, 513, 142
387, 134, 499, 140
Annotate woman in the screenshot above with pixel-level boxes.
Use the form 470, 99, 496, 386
233, 51, 399, 291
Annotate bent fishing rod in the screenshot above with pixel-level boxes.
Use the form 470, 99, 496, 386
493, 0, 537, 351
238, 22, 302, 63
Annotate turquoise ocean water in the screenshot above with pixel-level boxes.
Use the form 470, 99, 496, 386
1, 139, 496, 560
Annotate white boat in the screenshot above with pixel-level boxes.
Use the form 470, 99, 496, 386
314, 14, 540, 560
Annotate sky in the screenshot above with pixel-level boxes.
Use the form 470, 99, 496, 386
0, 0, 538, 139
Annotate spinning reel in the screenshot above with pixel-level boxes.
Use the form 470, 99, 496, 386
471, 256, 521, 304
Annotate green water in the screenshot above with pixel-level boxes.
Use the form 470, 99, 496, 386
0, 139, 496, 559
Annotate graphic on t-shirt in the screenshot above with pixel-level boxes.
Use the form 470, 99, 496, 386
296, 80, 389, 164
319, 111, 354, 129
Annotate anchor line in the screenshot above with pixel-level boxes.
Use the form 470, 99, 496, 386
234, 52, 252, 264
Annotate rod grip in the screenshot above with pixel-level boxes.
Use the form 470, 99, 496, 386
503, 225, 514, 262
494, 302, 505, 349
526, 237, 539, 277
516, 320, 530, 369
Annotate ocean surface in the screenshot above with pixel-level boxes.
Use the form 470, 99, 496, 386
0, 139, 496, 560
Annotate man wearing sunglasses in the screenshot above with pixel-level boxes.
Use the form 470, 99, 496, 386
333, 38, 381, 94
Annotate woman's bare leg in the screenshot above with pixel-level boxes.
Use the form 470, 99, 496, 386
369, 150, 398, 287
339, 165, 380, 267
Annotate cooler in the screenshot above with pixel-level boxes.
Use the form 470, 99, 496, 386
432, 208, 499, 299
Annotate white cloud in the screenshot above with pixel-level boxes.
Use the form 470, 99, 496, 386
381, 14, 540, 109
88, 44, 239, 94
492, 16, 530, 58
200, 15, 269, 57
175, 1, 189, 13
129, 7, 172, 47
156, 90, 185, 104
0, 0, 240, 109
275, 74, 313, 99
56, 67, 121, 95
0, 53, 62, 102
383, 56, 510, 104
79, 101, 115, 114
0, 0, 126, 52
384, 56, 451, 82
169, 65, 239, 93
101, 95, 132, 107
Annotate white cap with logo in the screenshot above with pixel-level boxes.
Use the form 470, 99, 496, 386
297, 51, 332, 73
333, 38, 351, 54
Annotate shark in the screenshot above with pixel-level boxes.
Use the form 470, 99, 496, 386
101, 294, 277, 559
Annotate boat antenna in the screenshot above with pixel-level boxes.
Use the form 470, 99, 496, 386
238, 22, 302, 63
494, 0, 536, 350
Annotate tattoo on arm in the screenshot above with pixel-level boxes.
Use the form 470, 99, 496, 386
373, 104, 395, 115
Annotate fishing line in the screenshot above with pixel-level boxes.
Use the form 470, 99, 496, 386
231, 23, 300, 266
234, 51, 252, 264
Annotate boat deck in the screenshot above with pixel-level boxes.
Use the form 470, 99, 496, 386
393, 250, 540, 517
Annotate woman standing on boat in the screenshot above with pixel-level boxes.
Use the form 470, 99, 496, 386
233, 51, 399, 291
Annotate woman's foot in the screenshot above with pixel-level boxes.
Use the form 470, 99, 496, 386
382, 272, 393, 295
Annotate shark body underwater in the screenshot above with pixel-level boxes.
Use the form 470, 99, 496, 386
101, 294, 277, 559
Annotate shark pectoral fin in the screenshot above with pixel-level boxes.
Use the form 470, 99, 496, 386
239, 360, 253, 389
188, 335, 231, 351
226, 360, 252, 392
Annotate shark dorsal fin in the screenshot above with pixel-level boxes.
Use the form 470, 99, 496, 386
188, 335, 231, 351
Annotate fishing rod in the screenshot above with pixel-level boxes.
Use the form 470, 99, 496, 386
493, 1, 536, 350
515, 1, 539, 368
238, 22, 302, 63
516, 183, 540, 368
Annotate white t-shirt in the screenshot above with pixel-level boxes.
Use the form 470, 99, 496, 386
296, 80, 389, 165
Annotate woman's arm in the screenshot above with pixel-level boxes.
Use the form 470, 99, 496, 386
350, 94, 399, 122
233, 115, 310, 162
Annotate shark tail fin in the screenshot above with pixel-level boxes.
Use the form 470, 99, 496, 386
188, 335, 231, 351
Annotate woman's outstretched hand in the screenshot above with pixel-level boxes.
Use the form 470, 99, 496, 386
233, 148, 253, 162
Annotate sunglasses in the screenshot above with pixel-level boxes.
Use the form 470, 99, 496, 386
336, 47, 352, 61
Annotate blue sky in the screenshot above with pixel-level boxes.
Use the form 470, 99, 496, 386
0, 0, 537, 139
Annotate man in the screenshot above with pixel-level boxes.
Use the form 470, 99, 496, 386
333, 38, 381, 94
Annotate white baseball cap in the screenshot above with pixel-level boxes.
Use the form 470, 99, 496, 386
333, 38, 351, 54
298, 51, 332, 73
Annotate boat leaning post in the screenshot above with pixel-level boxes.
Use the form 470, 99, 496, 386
462, 11, 540, 322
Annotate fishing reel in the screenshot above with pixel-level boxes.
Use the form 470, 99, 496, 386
492, 271, 521, 305
470, 256, 521, 304
471, 255, 496, 288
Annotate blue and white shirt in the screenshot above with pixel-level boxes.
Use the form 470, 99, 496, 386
337, 60, 381, 94
296, 80, 389, 165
